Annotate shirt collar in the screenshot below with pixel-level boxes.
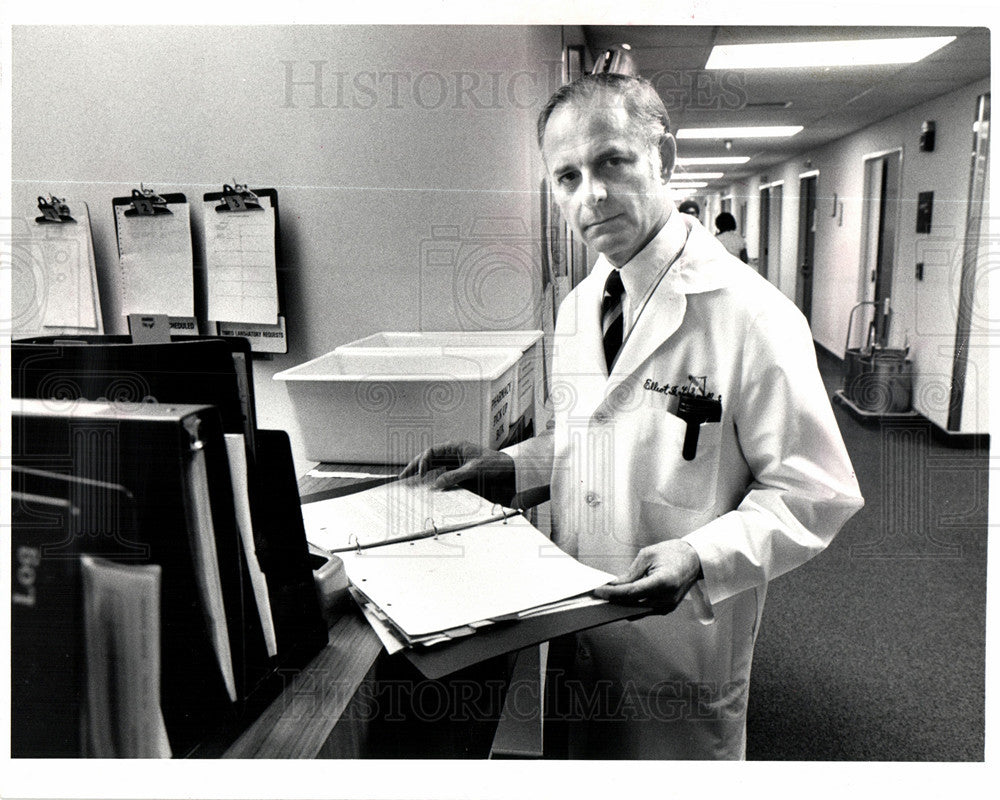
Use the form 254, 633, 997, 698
591, 207, 735, 306
614, 208, 689, 308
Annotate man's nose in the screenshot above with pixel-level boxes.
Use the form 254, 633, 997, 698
580, 172, 607, 205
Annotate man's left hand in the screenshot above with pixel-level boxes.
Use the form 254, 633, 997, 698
593, 540, 703, 613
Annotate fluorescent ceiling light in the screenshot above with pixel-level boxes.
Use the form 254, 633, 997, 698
668, 181, 709, 190
705, 36, 955, 69
676, 156, 750, 166
677, 126, 802, 139
671, 171, 724, 180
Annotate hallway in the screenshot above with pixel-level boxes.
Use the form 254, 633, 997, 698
746, 348, 988, 760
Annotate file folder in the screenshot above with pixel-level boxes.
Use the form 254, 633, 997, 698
303, 480, 654, 680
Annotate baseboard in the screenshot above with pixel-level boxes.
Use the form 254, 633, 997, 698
926, 421, 990, 451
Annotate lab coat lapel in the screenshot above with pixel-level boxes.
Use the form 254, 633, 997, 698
556, 261, 614, 419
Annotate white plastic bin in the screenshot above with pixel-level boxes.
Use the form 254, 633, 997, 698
335, 330, 543, 438
274, 348, 529, 464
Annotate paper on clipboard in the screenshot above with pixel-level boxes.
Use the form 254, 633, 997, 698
203, 195, 278, 325
13, 200, 102, 334
115, 197, 194, 317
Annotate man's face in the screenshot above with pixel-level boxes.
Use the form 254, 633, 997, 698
542, 95, 675, 267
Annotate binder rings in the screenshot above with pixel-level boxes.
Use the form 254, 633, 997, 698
12, 399, 266, 755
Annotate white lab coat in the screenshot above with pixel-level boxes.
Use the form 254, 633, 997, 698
505, 212, 863, 759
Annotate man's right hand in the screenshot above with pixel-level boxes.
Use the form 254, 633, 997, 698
400, 441, 516, 506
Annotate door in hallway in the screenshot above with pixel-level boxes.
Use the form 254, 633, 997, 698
796, 174, 817, 324
860, 149, 902, 346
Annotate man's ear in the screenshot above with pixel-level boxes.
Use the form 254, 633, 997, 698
659, 133, 677, 183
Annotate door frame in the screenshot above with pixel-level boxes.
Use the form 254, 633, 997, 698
858, 147, 904, 346
796, 170, 820, 324
759, 180, 784, 285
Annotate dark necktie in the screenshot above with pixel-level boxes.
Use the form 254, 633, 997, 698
601, 269, 625, 371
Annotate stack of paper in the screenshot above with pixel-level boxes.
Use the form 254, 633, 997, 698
302, 480, 616, 653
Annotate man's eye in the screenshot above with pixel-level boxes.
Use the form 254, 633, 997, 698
557, 172, 578, 186
606, 157, 625, 168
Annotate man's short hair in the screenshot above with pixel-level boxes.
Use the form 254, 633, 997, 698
536, 72, 671, 152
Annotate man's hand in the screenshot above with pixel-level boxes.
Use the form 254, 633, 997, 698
593, 540, 703, 613
399, 441, 516, 506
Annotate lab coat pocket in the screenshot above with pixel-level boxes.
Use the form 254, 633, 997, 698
633, 405, 723, 512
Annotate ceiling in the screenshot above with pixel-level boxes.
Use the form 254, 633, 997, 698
582, 26, 991, 186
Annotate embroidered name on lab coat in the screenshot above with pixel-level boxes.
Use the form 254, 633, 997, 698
643, 376, 722, 460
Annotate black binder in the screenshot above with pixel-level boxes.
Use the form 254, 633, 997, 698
250, 429, 330, 663
11, 335, 327, 668
10, 471, 87, 757
12, 399, 265, 755
11, 335, 258, 454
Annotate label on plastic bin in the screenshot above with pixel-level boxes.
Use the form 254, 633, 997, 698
488, 365, 518, 449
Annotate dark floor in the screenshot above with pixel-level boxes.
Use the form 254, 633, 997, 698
745, 348, 988, 760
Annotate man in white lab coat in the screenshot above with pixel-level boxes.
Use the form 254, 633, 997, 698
404, 73, 863, 759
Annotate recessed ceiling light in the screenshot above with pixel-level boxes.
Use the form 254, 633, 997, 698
705, 36, 955, 69
676, 156, 751, 166
668, 181, 709, 190
671, 171, 725, 180
677, 126, 803, 139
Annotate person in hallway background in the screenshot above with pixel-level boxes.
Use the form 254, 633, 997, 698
715, 211, 749, 263
677, 198, 701, 219
403, 72, 863, 759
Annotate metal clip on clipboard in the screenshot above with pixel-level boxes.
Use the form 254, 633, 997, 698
124, 184, 173, 217
215, 182, 263, 213
35, 194, 77, 224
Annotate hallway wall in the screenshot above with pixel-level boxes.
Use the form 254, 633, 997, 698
723, 78, 990, 433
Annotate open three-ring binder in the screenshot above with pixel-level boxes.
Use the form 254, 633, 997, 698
302, 480, 652, 679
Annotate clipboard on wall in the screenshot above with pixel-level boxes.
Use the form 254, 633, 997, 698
112, 187, 200, 336
12, 196, 104, 338
203, 184, 288, 354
